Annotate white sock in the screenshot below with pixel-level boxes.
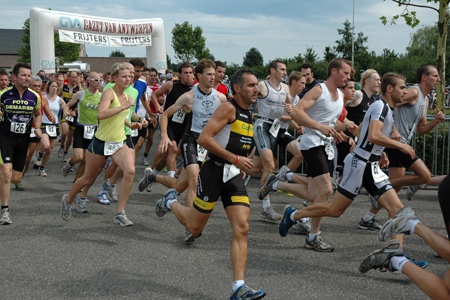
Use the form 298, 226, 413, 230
290, 211, 297, 222
285, 172, 293, 181
271, 180, 279, 191
362, 212, 376, 222
166, 199, 176, 210
406, 219, 420, 233
300, 217, 309, 223
167, 171, 175, 177
390, 255, 408, 273
232, 280, 245, 292
308, 233, 318, 241
262, 198, 271, 210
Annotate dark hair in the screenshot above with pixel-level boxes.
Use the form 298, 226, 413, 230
177, 61, 194, 74
12, 62, 31, 76
129, 58, 145, 68
300, 63, 314, 73
416, 65, 435, 83
148, 67, 158, 75
326, 58, 352, 78
46, 79, 57, 94
230, 68, 255, 95
381, 72, 406, 95
214, 60, 226, 69
268, 60, 284, 75
194, 59, 216, 80
0, 69, 9, 76
143, 67, 150, 72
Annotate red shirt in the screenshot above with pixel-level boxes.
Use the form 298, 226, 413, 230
148, 83, 162, 114
338, 107, 347, 122
215, 83, 233, 100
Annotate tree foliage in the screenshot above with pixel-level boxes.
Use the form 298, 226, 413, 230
109, 49, 125, 57
18, 17, 80, 65
334, 19, 369, 61
243, 47, 264, 68
171, 21, 209, 63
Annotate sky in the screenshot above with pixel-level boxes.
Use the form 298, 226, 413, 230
1, 0, 441, 66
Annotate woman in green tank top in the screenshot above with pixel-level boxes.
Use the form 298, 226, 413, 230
61, 63, 137, 226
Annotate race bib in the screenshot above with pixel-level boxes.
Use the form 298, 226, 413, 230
30, 128, 36, 138
325, 143, 334, 160
83, 126, 95, 140
65, 116, 74, 123
104, 141, 124, 156
130, 122, 138, 137
371, 161, 389, 183
269, 119, 281, 138
223, 164, 241, 183
197, 144, 208, 162
11, 122, 26, 134
172, 109, 185, 124
46, 125, 57, 137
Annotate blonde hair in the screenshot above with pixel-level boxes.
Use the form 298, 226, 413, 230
360, 69, 378, 90
110, 63, 130, 79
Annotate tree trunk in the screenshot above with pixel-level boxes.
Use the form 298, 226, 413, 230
436, 0, 449, 110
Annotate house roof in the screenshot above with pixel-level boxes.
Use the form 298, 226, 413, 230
0, 29, 25, 55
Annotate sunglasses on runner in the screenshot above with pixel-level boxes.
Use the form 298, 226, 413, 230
88, 78, 103, 82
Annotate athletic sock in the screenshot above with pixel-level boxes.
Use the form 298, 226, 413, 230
271, 180, 279, 191
308, 233, 318, 241
1, 206, 9, 210
390, 255, 408, 273
290, 211, 297, 223
300, 217, 309, 223
406, 219, 420, 234
166, 199, 176, 210
285, 172, 293, 181
143, 153, 148, 157
262, 198, 271, 210
167, 171, 175, 177
39, 166, 44, 170
362, 212, 376, 222
232, 280, 245, 292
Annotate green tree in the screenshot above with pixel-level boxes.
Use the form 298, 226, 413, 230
171, 21, 208, 63
18, 17, 80, 64
109, 49, 125, 57
304, 47, 318, 63
380, 0, 449, 109
334, 19, 369, 61
323, 46, 337, 62
166, 54, 173, 71
243, 47, 264, 68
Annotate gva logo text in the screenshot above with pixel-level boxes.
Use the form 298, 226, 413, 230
157, 61, 166, 68
41, 60, 55, 68
59, 16, 82, 29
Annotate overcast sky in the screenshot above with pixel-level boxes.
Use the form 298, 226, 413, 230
1, 0, 441, 66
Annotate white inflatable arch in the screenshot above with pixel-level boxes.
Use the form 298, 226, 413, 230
29, 7, 167, 74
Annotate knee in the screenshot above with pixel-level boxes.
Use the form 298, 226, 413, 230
123, 166, 135, 179
233, 221, 250, 237
328, 207, 345, 218
419, 170, 431, 184
320, 186, 333, 200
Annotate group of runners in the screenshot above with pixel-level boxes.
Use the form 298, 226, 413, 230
1, 57, 449, 299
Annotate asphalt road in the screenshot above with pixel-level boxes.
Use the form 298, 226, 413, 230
1, 135, 447, 299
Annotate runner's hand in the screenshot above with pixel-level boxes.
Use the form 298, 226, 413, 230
34, 128, 42, 138
235, 156, 253, 173
399, 143, 415, 159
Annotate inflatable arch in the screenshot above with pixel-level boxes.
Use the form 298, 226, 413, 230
29, 7, 167, 74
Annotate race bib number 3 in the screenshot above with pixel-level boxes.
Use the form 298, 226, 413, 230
269, 119, 281, 138
83, 126, 95, 140
172, 109, 185, 124
371, 162, 389, 183
46, 125, 57, 137
197, 144, 208, 162
11, 122, 26, 134
104, 141, 124, 156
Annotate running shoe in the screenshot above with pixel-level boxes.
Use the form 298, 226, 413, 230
185, 229, 202, 244
230, 284, 265, 300
0, 208, 12, 225
138, 167, 153, 192
114, 210, 134, 226
290, 219, 311, 235
406, 184, 425, 201
258, 174, 277, 200
76, 196, 88, 213
279, 205, 296, 237
102, 180, 118, 202
60, 194, 72, 221
104, 158, 112, 171
143, 156, 149, 166
34, 155, 43, 167
277, 190, 294, 196
358, 217, 382, 231
63, 153, 69, 162
274, 165, 291, 183
155, 188, 177, 217
96, 189, 110, 205
15, 181, 25, 191
379, 206, 417, 242
39, 168, 47, 177
57, 147, 64, 158
62, 161, 72, 177
33, 164, 39, 169
146, 184, 153, 192
404, 254, 428, 269
260, 206, 282, 223
359, 239, 404, 273
305, 234, 334, 252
